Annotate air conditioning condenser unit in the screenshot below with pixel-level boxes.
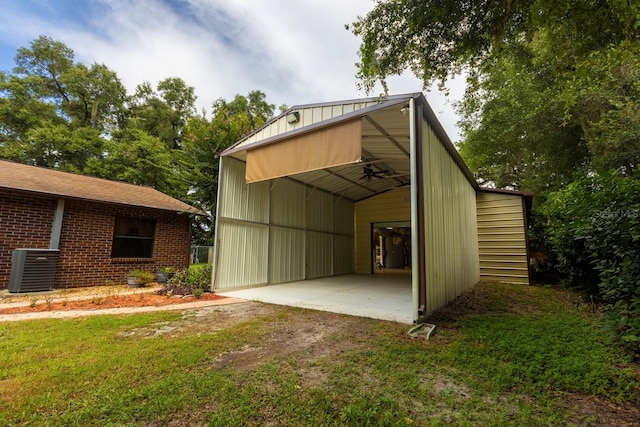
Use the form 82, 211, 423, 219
8, 249, 60, 293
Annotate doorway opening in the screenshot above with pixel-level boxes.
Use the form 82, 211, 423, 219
371, 221, 412, 274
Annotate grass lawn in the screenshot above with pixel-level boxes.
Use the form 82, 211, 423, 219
1, 282, 638, 426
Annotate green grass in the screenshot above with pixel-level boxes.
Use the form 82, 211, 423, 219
0, 282, 638, 426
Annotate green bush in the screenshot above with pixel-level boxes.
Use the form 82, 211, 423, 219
155, 264, 212, 296
541, 172, 640, 355
128, 270, 155, 285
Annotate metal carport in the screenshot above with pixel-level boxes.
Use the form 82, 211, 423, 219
212, 93, 529, 323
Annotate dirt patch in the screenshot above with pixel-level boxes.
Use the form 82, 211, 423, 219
562, 393, 640, 427
0, 293, 224, 315
199, 307, 382, 372
117, 301, 278, 339
122, 301, 386, 374
431, 374, 472, 399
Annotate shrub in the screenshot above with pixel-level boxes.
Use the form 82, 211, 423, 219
541, 172, 640, 355
155, 264, 212, 296
128, 270, 155, 285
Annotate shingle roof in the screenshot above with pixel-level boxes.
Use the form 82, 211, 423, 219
0, 160, 202, 215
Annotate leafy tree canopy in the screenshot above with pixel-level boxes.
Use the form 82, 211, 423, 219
129, 77, 196, 150
181, 91, 275, 244
0, 36, 276, 246
351, 0, 640, 193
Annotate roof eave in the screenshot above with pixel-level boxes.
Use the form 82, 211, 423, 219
478, 187, 534, 198
0, 185, 206, 216
221, 93, 422, 157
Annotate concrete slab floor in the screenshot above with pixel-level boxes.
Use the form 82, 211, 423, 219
218, 273, 413, 324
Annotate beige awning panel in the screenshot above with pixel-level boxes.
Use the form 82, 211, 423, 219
246, 118, 362, 183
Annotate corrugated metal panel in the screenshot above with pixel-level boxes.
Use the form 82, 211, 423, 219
215, 157, 270, 290
354, 188, 411, 273
306, 231, 333, 279
215, 155, 357, 289
215, 220, 268, 290
334, 196, 354, 235
270, 179, 306, 228
333, 195, 355, 275
333, 235, 355, 275
307, 189, 334, 232
269, 227, 305, 283
237, 100, 380, 149
219, 158, 270, 223
477, 192, 529, 284
421, 120, 480, 315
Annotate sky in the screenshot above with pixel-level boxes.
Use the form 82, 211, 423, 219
0, 0, 465, 142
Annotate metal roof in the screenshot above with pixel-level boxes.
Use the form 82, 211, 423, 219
0, 160, 203, 215
221, 93, 479, 202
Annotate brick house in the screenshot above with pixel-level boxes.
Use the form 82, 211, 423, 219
0, 160, 202, 290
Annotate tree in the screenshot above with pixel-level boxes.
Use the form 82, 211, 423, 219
456, 50, 591, 197
350, 1, 640, 182
181, 91, 275, 244
86, 128, 178, 195
128, 78, 196, 150
350, 1, 636, 90
349, 0, 537, 92
13, 35, 127, 134
123, 77, 197, 200
1, 37, 279, 248
0, 36, 129, 171
0, 36, 188, 197
0, 70, 63, 149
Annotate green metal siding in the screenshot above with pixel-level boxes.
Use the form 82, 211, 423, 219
421, 120, 480, 315
476, 192, 530, 284
214, 157, 355, 291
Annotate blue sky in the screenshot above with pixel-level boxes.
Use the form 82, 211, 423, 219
0, 0, 464, 141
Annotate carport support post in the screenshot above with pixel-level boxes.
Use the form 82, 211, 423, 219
409, 98, 421, 322
211, 156, 224, 291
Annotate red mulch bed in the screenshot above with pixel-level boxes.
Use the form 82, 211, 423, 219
0, 293, 225, 315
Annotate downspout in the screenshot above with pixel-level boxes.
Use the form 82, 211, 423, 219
409, 98, 420, 322
211, 156, 224, 291
49, 199, 65, 249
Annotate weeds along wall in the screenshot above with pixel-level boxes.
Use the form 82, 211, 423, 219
0, 190, 192, 289
213, 157, 355, 290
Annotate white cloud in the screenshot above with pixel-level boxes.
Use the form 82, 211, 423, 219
0, 0, 466, 141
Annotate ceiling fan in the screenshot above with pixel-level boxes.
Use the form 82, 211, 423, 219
361, 164, 388, 181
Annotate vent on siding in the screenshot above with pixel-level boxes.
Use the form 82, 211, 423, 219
8, 249, 60, 293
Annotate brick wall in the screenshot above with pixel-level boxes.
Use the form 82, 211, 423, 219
0, 192, 56, 287
0, 190, 192, 289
